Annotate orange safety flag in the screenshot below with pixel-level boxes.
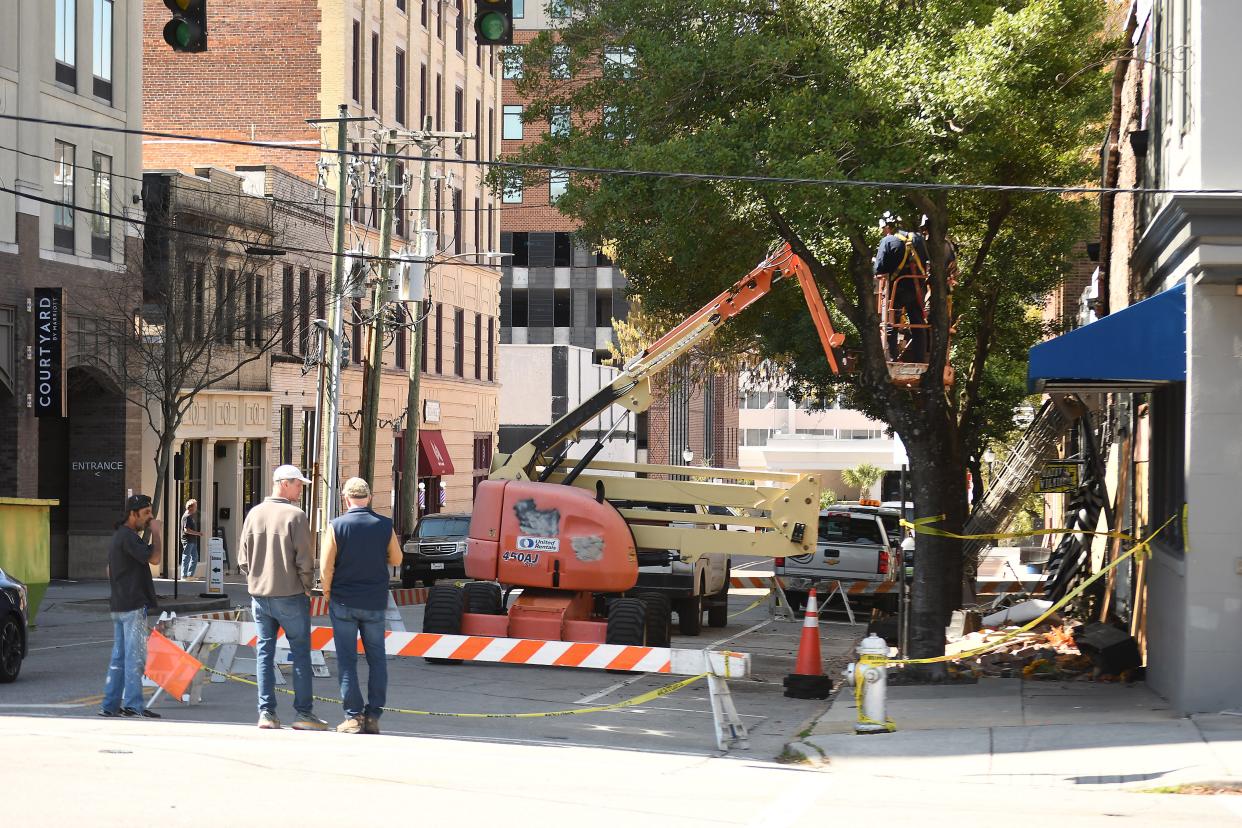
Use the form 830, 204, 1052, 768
145, 629, 203, 701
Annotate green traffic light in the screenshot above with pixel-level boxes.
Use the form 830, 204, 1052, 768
172, 22, 192, 48
478, 12, 507, 42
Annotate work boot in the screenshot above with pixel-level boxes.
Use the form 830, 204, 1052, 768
257, 711, 282, 729
336, 715, 365, 734
362, 715, 381, 735
291, 713, 329, 731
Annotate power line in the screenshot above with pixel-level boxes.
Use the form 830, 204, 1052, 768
0, 182, 488, 267
4, 111, 1242, 196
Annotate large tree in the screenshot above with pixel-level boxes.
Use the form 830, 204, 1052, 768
510, 0, 1115, 664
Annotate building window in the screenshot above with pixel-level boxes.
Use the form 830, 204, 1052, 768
472, 434, 492, 497
55, 0, 76, 88
549, 169, 568, 202
473, 196, 481, 252
421, 308, 429, 372
249, 273, 265, 346
604, 45, 636, 78
92, 0, 113, 102
435, 303, 443, 373
215, 268, 239, 344
487, 317, 494, 381
510, 232, 529, 266
551, 44, 571, 79
503, 47, 523, 79
352, 21, 361, 102
554, 288, 571, 327
455, 0, 464, 53
511, 289, 528, 327
371, 32, 380, 112
396, 307, 407, 368
281, 265, 295, 353
436, 73, 443, 129
436, 0, 443, 39
90, 152, 111, 258
550, 106, 570, 137
395, 162, 407, 237
395, 48, 407, 125
298, 269, 311, 353
421, 0, 427, 28
487, 108, 494, 159
454, 308, 465, 376
501, 171, 523, 204
554, 232, 571, 266
1180, 0, 1192, 137
182, 262, 206, 343
279, 405, 294, 464
503, 105, 523, 140
419, 64, 427, 127
241, 439, 264, 516
179, 441, 203, 514
1149, 386, 1187, 552
454, 87, 464, 132
452, 189, 462, 255
352, 298, 363, 364
474, 311, 482, 379
595, 289, 612, 327
475, 100, 482, 160
54, 141, 75, 251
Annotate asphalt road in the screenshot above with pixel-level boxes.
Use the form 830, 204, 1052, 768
3, 576, 862, 759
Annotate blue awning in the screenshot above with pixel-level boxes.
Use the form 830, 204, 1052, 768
1028, 283, 1185, 393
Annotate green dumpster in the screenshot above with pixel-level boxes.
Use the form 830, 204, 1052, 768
0, 498, 58, 623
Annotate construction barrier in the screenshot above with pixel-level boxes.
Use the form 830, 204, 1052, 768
159, 617, 753, 750
727, 569, 795, 621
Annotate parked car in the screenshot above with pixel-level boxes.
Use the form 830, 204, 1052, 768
0, 566, 29, 683
776, 507, 900, 612
401, 513, 472, 588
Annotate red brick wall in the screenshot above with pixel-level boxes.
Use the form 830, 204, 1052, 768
143, 0, 323, 179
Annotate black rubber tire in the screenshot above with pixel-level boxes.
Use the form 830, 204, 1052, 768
422, 576, 438, 588
677, 593, 703, 636
400, 570, 418, 589
635, 592, 672, 648
422, 584, 464, 664
606, 598, 647, 646
463, 581, 504, 615
0, 615, 22, 683
706, 595, 728, 629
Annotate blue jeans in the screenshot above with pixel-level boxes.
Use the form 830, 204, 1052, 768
252, 594, 314, 717
102, 608, 149, 713
329, 601, 388, 719
180, 542, 199, 579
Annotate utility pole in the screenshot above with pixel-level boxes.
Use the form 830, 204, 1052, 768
399, 118, 472, 537
307, 105, 372, 540
359, 129, 403, 482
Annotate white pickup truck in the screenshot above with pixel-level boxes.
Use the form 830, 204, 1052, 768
776, 506, 903, 611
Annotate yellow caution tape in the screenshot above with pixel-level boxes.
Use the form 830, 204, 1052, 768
728, 592, 770, 619
866, 514, 1176, 669
900, 514, 1139, 544
197, 663, 705, 719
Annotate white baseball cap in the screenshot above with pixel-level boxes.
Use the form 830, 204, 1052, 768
273, 464, 312, 484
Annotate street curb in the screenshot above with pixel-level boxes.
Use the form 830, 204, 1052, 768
781, 739, 829, 767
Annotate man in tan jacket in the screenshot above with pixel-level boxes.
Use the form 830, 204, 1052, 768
238, 464, 327, 731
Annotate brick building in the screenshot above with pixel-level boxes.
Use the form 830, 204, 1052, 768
141, 0, 503, 538
499, 8, 737, 473
0, 0, 146, 577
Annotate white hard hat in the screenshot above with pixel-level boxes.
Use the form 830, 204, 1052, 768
878, 211, 900, 230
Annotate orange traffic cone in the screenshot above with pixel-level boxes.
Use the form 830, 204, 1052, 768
783, 587, 834, 699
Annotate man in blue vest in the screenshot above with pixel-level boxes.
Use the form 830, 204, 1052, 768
874, 212, 929, 364
320, 477, 402, 734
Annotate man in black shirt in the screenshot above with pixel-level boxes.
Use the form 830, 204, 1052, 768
99, 494, 163, 719
180, 499, 201, 580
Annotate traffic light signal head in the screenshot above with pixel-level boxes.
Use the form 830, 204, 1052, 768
474, 0, 513, 47
163, 0, 207, 53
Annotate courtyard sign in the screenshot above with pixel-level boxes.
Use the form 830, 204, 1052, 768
34, 287, 65, 418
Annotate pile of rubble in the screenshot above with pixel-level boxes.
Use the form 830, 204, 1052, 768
947, 616, 1143, 682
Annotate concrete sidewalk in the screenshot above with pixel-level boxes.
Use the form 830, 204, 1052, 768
791, 677, 1242, 793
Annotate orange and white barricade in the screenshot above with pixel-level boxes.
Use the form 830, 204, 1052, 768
161, 617, 752, 750
728, 569, 796, 622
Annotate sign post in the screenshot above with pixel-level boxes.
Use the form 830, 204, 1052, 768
202, 536, 225, 597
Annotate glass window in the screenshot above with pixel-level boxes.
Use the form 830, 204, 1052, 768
512, 0, 525, 18
455, 0, 464, 53
395, 48, 407, 125
549, 169, 568, 202
417, 514, 471, 537
595, 289, 612, 326
55, 0, 76, 87
603, 45, 636, 78
502, 47, 523, 79
93, 0, 113, 101
352, 22, 361, 102
511, 288, 528, 326
91, 152, 111, 258
501, 172, 523, 204
550, 105, 570, 137
554, 288, 571, 326
502, 105, 523, 140
848, 517, 884, 544
818, 514, 849, 543
279, 405, 294, 464
54, 141, 75, 250
551, 44, 571, 79
547, 0, 569, 20
241, 439, 264, 516
371, 32, 380, 112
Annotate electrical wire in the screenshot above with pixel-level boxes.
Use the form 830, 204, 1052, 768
4, 111, 1242, 196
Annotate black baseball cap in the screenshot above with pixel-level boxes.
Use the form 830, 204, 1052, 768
125, 494, 152, 513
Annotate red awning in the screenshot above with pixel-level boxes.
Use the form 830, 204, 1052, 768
418, 430, 455, 477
